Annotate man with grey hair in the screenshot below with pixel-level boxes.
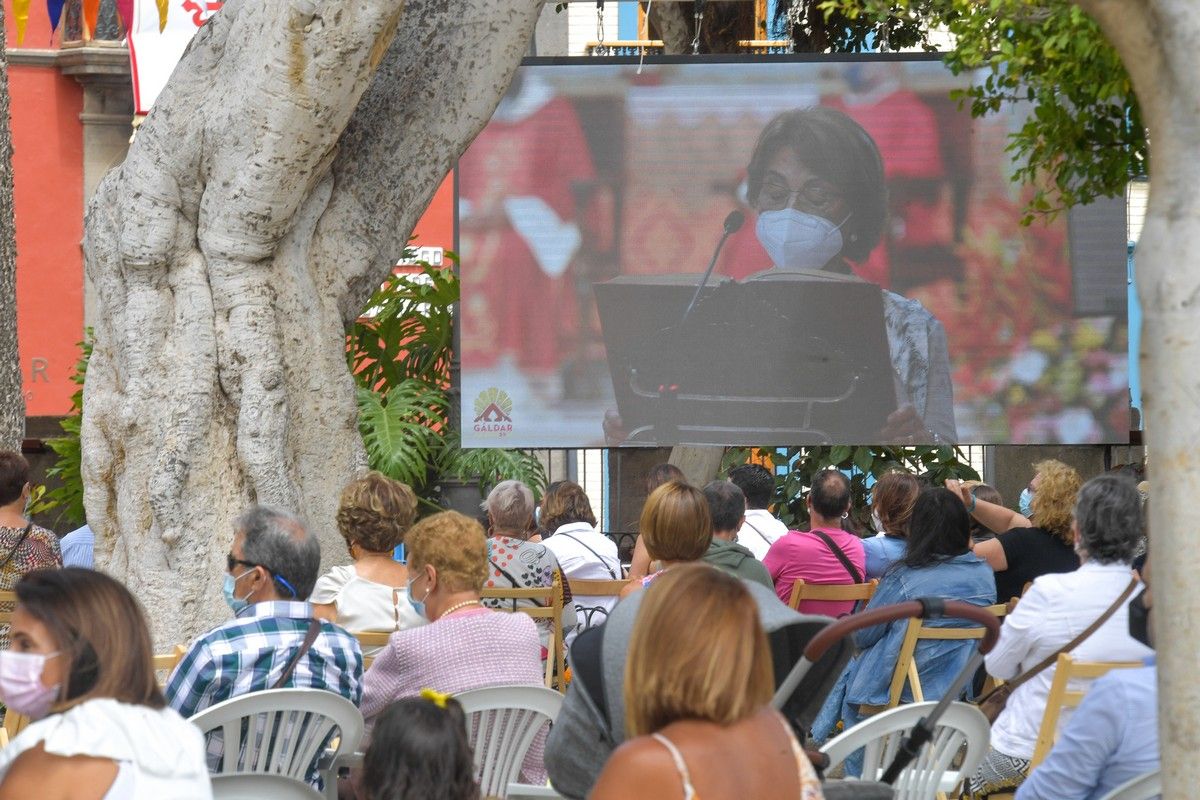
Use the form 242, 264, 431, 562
480, 480, 578, 653
166, 505, 364, 726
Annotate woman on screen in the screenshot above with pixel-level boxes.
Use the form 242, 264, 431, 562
744, 106, 957, 444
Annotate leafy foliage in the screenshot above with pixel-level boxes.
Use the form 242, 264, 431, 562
720, 444, 980, 531
820, 0, 1143, 218
31, 330, 92, 526
348, 258, 546, 510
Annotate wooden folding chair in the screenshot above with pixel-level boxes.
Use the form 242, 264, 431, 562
787, 578, 879, 611
0, 589, 17, 627
152, 643, 188, 686
353, 630, 393, 670
1029, 653, 1144, 769
885, 603, 1008, 709
564, 578, 629, 631
0, 708, 30, 748
481, 571, 567, 692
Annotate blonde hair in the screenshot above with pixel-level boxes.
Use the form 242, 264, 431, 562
337, 472, 418, 553
871, 472, 920, 537
1031, 460, 1083, 543
625, 564, 773, 737
406, 511, 489, 593
639, 481, 712, 562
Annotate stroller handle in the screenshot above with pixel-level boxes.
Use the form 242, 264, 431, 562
802, 598, 1002, 662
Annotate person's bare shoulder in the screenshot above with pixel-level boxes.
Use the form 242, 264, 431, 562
590, 736, 678, 800
0, 742, 117, 800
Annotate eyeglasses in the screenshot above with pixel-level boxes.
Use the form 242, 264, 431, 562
227, 554, 261, 573
757, 178, 842, 213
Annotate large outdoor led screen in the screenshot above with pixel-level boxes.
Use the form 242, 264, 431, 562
458, 57, 1129, 447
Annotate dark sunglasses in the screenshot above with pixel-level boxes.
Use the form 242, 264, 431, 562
227, 554, 262, 573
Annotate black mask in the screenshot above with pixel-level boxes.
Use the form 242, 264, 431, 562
1128, 589, 1152, 649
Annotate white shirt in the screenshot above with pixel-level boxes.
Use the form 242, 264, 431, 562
984, 561, 1151, 759
736, 509, 789, 561
0, 698, 213, 799
310, 564, 426, 642
543, 522, 621, 643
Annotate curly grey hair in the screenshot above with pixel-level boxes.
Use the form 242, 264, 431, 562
1073, 474, 1143, 565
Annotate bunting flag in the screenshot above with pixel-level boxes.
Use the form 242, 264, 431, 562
156, 0, 168, 31
13, 0, 29, 44
82, 0, 99, 39
45, 0, 65, 39
128, 0, 223, 115
115, 0, 133, 33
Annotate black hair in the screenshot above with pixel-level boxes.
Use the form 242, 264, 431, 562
809, 469, 851, 519
745, 106, 887, 262
902, 488, 972, 569
0, 451, 29, 507
361, 696, 479, 800
703, 481, 746, 534
728, 464, 775, 509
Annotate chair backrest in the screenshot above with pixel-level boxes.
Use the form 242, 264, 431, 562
1096, 769, 1162, 800
1030, 653, 1144, 768
187, 688, 364, 785
454, 685, 564, 800
820, 700, 991, 800
353, 630, 393, 670
788, 578, 879, 611
886, 603, 1007, 708
0, 589, 16, 627
481, 572, 567, 691
210, 772, 324, 799
2, 709, 30, 745
566, 578, 629, 631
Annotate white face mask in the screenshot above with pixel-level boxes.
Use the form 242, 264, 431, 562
755, 208, 848, 271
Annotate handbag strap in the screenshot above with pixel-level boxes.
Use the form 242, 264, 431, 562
556, 532, 619, 580
1002, 576, 1139, 693
272, 619, 322, 690
0, 525, 33, 572
807, 529, 863, 584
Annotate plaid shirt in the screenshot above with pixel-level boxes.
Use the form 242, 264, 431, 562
166, 601, 364, 720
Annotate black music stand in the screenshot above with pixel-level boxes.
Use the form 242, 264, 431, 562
593, 270, 897, 445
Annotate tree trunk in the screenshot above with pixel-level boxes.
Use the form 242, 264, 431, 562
81, 0, 544, 646
647, 1, 691, 54
1074, 2, 1198, 796
0, 0, 21, 453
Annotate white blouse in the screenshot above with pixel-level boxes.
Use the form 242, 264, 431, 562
310, 564, 426, 637
0, 698, 212, 799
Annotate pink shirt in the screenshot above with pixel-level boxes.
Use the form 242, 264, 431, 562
763, 527, 867, 616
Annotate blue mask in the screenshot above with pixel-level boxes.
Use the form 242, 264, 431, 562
407, 575, 430, 621
223, 570, 253, 614
1019, 488, 1034, 518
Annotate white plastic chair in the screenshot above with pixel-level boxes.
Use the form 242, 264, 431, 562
820, 701, 990, 800
454, 685, 564, 799
1097, 769, 1162, 800
188, 688, 364, 800
211, 772, 324, 799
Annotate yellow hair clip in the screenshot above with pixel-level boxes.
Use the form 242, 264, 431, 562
420, 687, 451, 709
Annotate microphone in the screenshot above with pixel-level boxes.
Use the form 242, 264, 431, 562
680, 210, 745, 325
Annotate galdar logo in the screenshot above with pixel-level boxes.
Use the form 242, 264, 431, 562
473, 388, 514, 436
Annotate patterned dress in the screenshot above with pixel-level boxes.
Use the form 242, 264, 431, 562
483, 535, 577, 651
0, 524, 62, 647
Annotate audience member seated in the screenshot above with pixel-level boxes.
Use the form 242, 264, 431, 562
729, 464, 788, 561
58, 524, 94, 569
540, 480, 621, 640
960, 482, 1001, 544
0, 452, 63, 597
360, 511, 545, 781
311, 472, 424, 638
627, 463, 686, 581
0, 568, 210, 799
763, 470, 865, 615
359, 691, 479, 800
1015, 556, 1158, 800
166, 506, 364, 721
701, 480, 772, 589
619, 481, 713, 598
480, 481, 577, 649
948, 460, 1082, 602
862, 471, 919, 578
591, 565, 823, 800
812, 488, 995, 766
969, 474, 1152, 798
545, 558, 810, 799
